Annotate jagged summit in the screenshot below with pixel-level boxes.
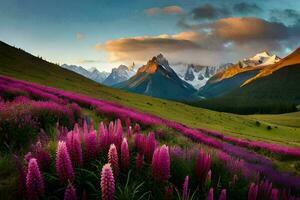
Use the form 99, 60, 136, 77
137, 53, 174, 75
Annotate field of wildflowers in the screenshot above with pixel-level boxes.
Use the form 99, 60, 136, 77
0, 75, 300, 199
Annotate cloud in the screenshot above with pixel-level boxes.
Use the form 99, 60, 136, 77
270, 9, 300, 24
190, 4, 230, 20
78, 59, 101, 64
76, 32, 86, 40
145, 5, 183, 16
97, 17, 300, 65
233, 2, 262, 14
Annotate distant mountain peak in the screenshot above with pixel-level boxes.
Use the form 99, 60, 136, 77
137, 54, 174, 75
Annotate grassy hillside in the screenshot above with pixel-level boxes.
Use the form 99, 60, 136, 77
1, 41, 300, 147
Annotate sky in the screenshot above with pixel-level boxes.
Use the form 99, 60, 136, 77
1, 0, 300, 72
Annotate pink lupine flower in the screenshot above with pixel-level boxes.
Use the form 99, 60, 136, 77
114, 119, 123, 149
64, 182, 77, 200
56, 141, 74, 182
219, 189, 226, 200
183, 176, 189, 200
100, 163, 115, 200
134, 123, 140, 134
196, 149, 211, 185
99, 122, 109, 152
271, 188, 279, 200
85, 130, 98, 160
158, 145, 170, 182
120, 138, 129, 170
207, 188, 214, 200
248, 183, 258, 200
164, 185, 173, 200
108, 144, 119, 177
152, 145, 170, 182
136, 153, 144, 170
26, 158, 45, 200
152, 148, 160, 180
66, 131, 83, 166
145, 132, 156, 161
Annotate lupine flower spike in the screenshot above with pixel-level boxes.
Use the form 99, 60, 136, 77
26, 158, 45, 200
183, 176, 189, 200
207, 188, 214, 200
108, 144, 119, 177
219, 189, 226, 200
56, 141, 74, 182
121, 138, 130, 170
64, 181, 77, 200
100, 164, 115, 200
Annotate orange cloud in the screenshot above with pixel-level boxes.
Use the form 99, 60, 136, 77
145, 5, 183, 16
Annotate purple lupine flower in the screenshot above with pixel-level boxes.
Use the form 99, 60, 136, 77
183, 176, 189, 200
164, 185, 173, 200
136, 153, 144, 170
64, 182, 77, 200
270, 188, 279, 200
121, 138, 129, 170
114, 119, 123, 150
257, 180, 272, 199
56, 141, 74, 182
99, 122, 109, 152
145, 132, 156, 161
152, 148, 160, 180
248, 183, 258, 200
159, 145, 170, 182
84, 130, 98, 161
207, 188, 214, 200
152, 145, 170, 182
134, 123, 140, 134
108, 144, 119, 177
26, 158, 45, 200
219, 189, 226, 200
66, 131, 83, 166
196, 149, 211, 185
100, 163, 115, 200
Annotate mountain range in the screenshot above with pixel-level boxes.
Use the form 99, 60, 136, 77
61, 64, 109, 83
115, 54, 196, 100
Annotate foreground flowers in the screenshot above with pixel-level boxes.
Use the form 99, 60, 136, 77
26, 158, 45, 200
56, 141, 74, 183
100, 163, 115, 200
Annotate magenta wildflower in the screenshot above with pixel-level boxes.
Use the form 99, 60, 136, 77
136, 153, 144, 170
248, 183, 258, 200
114, 119, 123, 150
271, 188, 279, 200
196, 149, 211, 185
108, 144, 119, 177
183, 176, 189, 200
134, 123, 140, 134
66, 131, 83, 166
84, 130, 98, 160
145, 132, 156, 161
56, 141, 74, 183
120, 138, 129, 170
152, 145, 170, 182
100, 163, 115, 200
99, 122, 109, 152
219, 189, 226, 200
26, 158, 45, 200
64, 182, 77, 200
152, 148, 160, 180
207, 188, 214, 200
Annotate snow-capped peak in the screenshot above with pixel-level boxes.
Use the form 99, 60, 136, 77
241, 51, 281, 67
